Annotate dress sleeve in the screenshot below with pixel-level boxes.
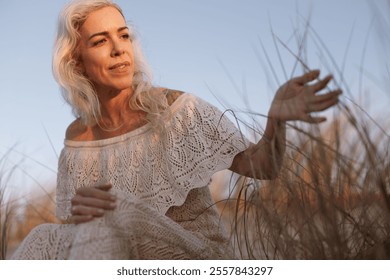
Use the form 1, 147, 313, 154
56, 148, 72, 220
159, 94, 251, 210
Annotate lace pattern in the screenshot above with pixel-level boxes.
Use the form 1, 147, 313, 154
56, 93, 249, 220
12, 192, 233, 259
12, 93, 250, 260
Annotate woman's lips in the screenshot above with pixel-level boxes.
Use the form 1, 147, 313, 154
109, 61, 131, 73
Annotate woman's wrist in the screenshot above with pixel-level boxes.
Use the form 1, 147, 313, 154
263, 115, 286, 141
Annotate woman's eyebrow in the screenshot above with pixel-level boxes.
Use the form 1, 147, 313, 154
88, 26, 129, 41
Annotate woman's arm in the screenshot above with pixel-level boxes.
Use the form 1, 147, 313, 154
229, 119, 285, 179
229, 70, 342, 179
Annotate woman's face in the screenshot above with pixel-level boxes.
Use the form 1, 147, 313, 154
77, 6, 134, 94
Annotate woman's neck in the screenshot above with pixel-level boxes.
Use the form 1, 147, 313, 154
97, 88, 134, 127
93, 87, 147, 139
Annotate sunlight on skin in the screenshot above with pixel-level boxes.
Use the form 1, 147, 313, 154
0, 0, 387, 195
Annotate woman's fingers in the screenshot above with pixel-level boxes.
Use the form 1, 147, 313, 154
76, 184, 115, 200
95, 184, 113, 191
72, 184, 116, 208
307, 89, 342, 112
71, 204, 105, 217
293, 69, 320, 85
302, 89, 341, 123
311, 89, 342, 103
70, 203, 109, 224
308, 74, 333, 93
303, 115, 327, 124
69, 184, 117, 224
272, 70, 341, 123
71, 195, 116, 209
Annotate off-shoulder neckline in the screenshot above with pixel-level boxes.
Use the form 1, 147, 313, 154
64, 93, 192, 148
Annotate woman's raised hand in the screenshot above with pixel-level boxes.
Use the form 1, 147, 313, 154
268, 70, 342, 123
69, 184, 117, 224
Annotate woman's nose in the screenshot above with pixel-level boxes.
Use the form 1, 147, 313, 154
111, 40, 125, 57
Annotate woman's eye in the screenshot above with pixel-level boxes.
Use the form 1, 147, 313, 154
121, 34, 130, 40
93, 39, 106, 46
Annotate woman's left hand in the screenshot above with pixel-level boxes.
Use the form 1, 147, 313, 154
69, 184, 116, 224
268, 70, 342, 123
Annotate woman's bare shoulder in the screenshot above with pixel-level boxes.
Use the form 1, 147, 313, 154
157, 87, 184, 105
65, 119, 92, 141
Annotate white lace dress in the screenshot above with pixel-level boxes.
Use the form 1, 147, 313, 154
12, 93, 249, 259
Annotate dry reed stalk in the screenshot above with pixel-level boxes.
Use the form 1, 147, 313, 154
0, 154, 16, 260
0, 147, 57, 258
222, 112, 389, 259
215, 6, 390, 259
0, 187, 13, 260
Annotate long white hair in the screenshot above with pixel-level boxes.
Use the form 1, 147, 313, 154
53, 0, 168, 127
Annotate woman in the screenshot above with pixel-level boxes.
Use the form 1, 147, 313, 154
12, 0, 341, 259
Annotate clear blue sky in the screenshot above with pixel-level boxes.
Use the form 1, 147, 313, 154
0, 0, 389, 195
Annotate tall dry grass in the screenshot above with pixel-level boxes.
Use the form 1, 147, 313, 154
0, 153, 16, 260
220, 114, 389, 259
0, 186, 12, 260
217, 5, 390, 259
0, 152, 57, 259
1, 3, 389, 260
